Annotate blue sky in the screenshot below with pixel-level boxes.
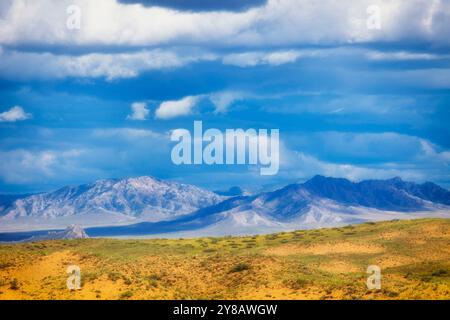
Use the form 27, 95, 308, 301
0, 0, 450, 193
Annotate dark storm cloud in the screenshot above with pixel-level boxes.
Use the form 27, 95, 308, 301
118, 0, 266, 12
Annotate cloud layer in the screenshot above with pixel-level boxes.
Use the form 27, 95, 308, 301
1, 0, 449, 47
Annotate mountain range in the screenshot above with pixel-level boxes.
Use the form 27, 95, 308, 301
0, 176, 223, 232
0, 175, 449, 237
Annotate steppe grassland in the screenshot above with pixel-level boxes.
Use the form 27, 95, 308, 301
0, 218, 449, 300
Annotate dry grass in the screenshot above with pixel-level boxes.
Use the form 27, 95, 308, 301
0, 218, 449, 300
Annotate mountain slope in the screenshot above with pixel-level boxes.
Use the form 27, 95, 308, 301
0, 176, 223, 231
0, 194, 33, 216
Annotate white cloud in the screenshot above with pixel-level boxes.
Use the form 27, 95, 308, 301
1, 0, 449, 47
262, 51, 304, 65
155, 95, 200, 119
418, 139, 450, 163
278, 134, 450, 184
127, 102, 150, 120
0, 46, 315, 80
0, 106, 32, 122
209, 91, 246, 113
0, 49, 205, 81
0, 149, 83, 184
222, 47, 450, 68
222, 50, 304, 67
1, 45, 448, 81
155, 91, 250, 118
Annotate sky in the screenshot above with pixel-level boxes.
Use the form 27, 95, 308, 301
0, 0, 449, 193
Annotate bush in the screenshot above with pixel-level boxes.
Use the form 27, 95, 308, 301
107, 271, 122, 282
123, 277, 132, 285
421, 275, 432, 282
431, 269, 448, 277
229, 262, 251, 273
10, 278, 19, 290
148, 274, 161, 281
289, 278, 310, 290
119, 291, 133, 300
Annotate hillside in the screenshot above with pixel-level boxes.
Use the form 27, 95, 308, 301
0, 218, 449, 300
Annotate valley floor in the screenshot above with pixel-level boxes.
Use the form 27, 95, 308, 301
0, 218, 449, 300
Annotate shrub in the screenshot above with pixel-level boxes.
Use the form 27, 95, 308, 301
119, 291, 133, 300
229, 262, 251, 273
107, 272, 121, 282
421, 275, 432, 282
289, 278, 310, 290
431, 269, 448, 277
383, 289, 399, 298
123, 277, 132, 285
148, 274, 161, 281
10, 278, 19, 290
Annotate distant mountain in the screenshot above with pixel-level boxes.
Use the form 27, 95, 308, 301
86, 176, 450, 238
302, 175, 450, 211
0, 176, 223, 232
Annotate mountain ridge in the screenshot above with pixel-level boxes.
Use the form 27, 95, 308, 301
0, 176, 224, 231
0, 175, 449, 235
85, 175, 450, 238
